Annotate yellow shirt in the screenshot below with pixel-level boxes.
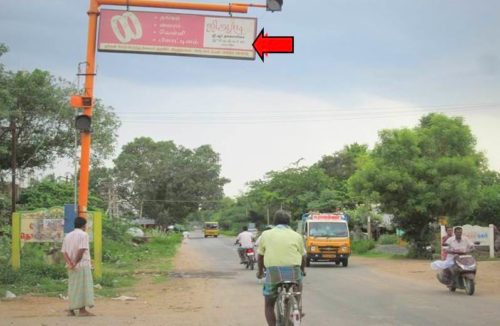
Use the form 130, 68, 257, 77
257, 225, 306, 267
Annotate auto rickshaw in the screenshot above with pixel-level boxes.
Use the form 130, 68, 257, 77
204, 222, 219, 238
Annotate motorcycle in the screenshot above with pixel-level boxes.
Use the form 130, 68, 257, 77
235, 244, 256, 270
243, 247, 256, 270
437, 254, 477, 295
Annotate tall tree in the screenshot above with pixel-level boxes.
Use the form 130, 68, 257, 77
18, 175, 104, 211
245, 166, 332, 221
316, 143, 368, 181
113, 137, 228, 226
349, 113, 484, 256
466, 170, 500, 226
0, 69, 120, 171
0, 47, 120, 218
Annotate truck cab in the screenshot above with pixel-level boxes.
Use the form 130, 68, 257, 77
298, 213, 351, 267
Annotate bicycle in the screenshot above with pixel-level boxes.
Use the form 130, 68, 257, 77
275, 281, 302, 326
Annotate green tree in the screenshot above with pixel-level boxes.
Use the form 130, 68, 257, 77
18, 175, 104, 211
465, 170, 500, 226
316, 143, 368, 181
114, 137, 229, 226
89, 166, 116, 212
244, 166, 332, 222
0, 46, 120, 221
315, 143, 369, 210
349, 113, 484, 256
0, 69, 120, 170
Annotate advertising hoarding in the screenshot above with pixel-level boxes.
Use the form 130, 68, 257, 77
98, 9, 257, 60
20, 208, 93, 243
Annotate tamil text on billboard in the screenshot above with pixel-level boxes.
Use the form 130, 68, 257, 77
98, 9, 257, 60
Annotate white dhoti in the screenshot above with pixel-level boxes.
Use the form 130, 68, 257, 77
430, 256, 455, 270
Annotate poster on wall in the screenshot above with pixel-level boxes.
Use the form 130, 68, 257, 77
20, 208, 93, 242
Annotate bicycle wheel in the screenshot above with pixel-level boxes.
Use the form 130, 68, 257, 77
284, 296, 293, 326
275, 289, 286, 326
288, 295, 301, 326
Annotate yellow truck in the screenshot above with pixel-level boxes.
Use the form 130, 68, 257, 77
203, 221, 219, 238
298, 213, 351, 267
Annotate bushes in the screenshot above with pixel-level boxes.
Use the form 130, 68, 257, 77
0, 247, 67, 295
0, 261, 66, 285
378, 234, 399, 245
351, 239, 376, 254
0, 215, 183, 296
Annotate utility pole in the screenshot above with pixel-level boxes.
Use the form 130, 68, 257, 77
10, 117, 16, 216
267, 206, 270, 225
72, 0, 281, 218
107, 185, 112, 219
367, 215, 372, 240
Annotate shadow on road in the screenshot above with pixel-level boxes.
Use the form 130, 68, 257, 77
307, 263, 346, 268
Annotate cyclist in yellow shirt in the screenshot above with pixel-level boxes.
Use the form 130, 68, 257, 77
257, 210, 306, 326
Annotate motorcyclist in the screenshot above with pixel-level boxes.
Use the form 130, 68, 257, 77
235, 226, 254, 264
431, 226, 475, 285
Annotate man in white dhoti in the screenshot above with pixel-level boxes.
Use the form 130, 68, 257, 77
431, 226, 475, 285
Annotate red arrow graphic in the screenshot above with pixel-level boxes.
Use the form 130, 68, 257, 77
252, 28, 294, 62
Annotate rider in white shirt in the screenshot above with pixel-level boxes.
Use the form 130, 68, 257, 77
431, 226, 475, 270
235, 226, 254, 263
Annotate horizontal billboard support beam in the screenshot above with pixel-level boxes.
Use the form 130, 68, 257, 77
97, 0, 251, 13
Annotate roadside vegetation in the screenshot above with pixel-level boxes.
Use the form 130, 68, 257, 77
0, 218, 181, 297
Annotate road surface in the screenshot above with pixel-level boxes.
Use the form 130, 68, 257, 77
1, 230, 499, 325
189, 231, 499, 326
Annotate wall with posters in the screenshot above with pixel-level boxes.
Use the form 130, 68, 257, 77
19, 207, 93, 243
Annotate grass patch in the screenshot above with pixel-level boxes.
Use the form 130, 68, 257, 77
377, 234, 399, 245
94, 231, 181, 297
351, 239, 376, 254
0, 219, 182, 298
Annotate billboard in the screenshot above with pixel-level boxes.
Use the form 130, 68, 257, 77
98, 9, 257, 60
20, 207, 93, 243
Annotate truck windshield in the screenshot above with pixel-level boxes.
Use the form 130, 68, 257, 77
308, 222, 348, 237
205, 223, 218, 229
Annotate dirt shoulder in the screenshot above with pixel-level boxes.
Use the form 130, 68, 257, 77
0, 240, 217, 325
351, 255, 500, 297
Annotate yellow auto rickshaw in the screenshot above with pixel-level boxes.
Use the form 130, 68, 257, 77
204, 222, 219, 238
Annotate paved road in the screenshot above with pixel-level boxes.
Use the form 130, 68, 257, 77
187, 230, 499, 326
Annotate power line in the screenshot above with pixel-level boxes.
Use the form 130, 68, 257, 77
116, 103, 499, 116
117, 104, 499, 125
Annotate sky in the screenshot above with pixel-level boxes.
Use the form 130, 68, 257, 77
1, 0, 500, 197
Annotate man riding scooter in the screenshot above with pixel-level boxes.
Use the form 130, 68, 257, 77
235, 226, 255, 264
431, 226, 475, 286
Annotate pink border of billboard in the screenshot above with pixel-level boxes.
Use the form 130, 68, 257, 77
98, 9, 257, 60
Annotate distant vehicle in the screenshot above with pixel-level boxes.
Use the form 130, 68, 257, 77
298, 213, 351, 267
204, 221, 219, 238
